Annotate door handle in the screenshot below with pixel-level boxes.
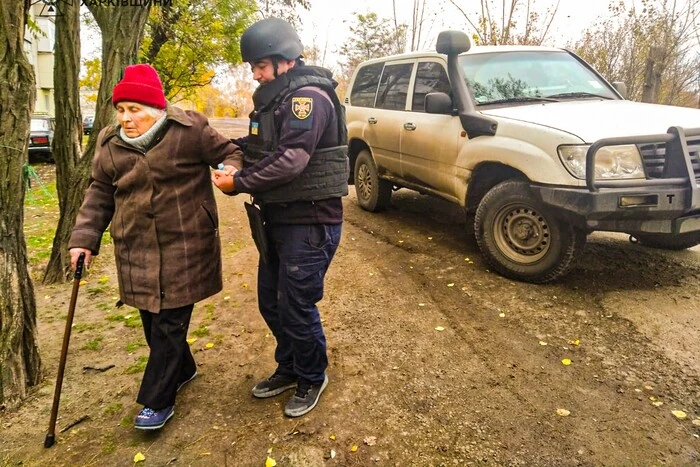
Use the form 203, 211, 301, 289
368, 117, 377, 124
403, 122, 416, 131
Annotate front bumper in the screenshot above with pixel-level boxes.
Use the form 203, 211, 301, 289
532, 126, 700, 234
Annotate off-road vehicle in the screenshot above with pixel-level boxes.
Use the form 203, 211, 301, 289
345, 30, 700, 283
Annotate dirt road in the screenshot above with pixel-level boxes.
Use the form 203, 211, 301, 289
2, 122, 700, 466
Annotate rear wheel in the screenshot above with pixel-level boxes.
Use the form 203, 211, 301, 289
354, 150, 392, 212
630, 231, 700, 250
474, 180, 586, 283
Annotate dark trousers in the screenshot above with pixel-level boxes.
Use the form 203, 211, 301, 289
258, 223, 341, 384
137, 304, 196, 409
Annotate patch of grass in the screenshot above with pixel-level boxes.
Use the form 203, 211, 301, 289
125, 340, 146, 353
123, 314, 141, 328
96, 302, 113, 311
125, 355, 148, 374
104, 402, 123, 416
71, 322, 96, 333
191, 324, 210, 338
86, 285, 108, 296
100, 434, 117, 455
105, 313, 124, 322
203, 303, 216, 320
225, 239, 247, 254
213, 334, 224, 346
81, 336, 103, 351
119, 415, 133, 428
97, 275, 110, 284
24, 181, 58, 267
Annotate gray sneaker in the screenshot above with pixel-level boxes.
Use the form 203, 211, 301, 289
283, 374, 328, 418
252, 372, 297, 398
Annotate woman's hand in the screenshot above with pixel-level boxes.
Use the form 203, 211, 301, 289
69, 248, 92, 271
212, 165, 237, 193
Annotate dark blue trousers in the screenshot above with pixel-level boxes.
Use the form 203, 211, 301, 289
257, 223, 341, 384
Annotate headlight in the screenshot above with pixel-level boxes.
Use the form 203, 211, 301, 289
558, 144, 645, 180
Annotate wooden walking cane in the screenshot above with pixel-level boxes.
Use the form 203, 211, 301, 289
44, 252, 86, 448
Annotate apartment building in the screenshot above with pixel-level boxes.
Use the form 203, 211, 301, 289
24, 2, 56, 117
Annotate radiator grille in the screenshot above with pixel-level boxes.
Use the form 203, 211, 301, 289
638, 136, 700, 179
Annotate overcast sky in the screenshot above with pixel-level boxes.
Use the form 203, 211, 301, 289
297, 0, 627, 66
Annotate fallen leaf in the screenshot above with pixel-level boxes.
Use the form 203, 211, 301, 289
464, 257, 470, 261
265, 456, 277, 467
671, 410, 688, 419
556, 408, 571, 417
539, 341, 548, 346
350, 444, 359, 452
329, 434, 336, 440
435, 326, 445, 332
561, 358, 572, 366
330, 449, 336, 458
570, 339, 580, 346
241, 283, 249, 288
498, 313, 506, 318
79, 280, 87, 286
692, 419, 700, 426
447, 283, 455, 287
418, 303, 425, 307
205, 342, 214, 349
652, 401, 664, 407
186, 338, 197, 345
223, 296, 231, 301
428, 237, 433, 240
364, 436, 377, 446
134, 452, 146, 463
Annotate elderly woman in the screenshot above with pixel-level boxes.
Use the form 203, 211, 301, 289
69, 64, 242, 430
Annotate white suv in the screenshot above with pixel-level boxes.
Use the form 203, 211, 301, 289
345, 30, 700, 283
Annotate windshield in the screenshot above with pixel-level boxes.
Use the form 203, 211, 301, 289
459, 51, 618, 105
30, 118, 51, 131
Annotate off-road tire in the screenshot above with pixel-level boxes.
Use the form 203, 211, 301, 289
474, 180, 586, 283
354, 150, 392, 212
631, 231, 700, 251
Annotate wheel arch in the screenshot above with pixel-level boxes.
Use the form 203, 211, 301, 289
348, 138, 371, 185
466, 162, 529, 215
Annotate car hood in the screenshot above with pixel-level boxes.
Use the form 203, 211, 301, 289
481, 100, 700, 143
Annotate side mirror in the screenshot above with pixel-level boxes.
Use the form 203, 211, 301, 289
612, 81, 627, 99
436, 30, 471, 55
425, 92, 453, 115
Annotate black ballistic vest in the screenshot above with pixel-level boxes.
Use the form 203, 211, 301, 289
245, 66, 349, 203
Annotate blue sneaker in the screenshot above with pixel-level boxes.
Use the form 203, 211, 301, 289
177, 370, 197, 392
134, 405, 174, 430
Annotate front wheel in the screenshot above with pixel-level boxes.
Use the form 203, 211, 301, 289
354, 150, 392, 212
630, 231, 700, 250
474, 180, 586, 283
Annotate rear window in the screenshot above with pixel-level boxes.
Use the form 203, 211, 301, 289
350, 62, 384, 108
375, 63, 413, 111
30, 119, 51, 131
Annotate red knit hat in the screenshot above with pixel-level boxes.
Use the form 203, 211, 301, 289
112, 64, 167, 110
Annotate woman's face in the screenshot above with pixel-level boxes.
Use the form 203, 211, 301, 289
115, 101, 159, 138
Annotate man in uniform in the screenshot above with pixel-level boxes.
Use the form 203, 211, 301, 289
212, 17, 349, 417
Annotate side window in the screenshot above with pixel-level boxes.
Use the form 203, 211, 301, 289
411, 61, 451, 112
350, 62, 384, 108
375, 63, 413, 111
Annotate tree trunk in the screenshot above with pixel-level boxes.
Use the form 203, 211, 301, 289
43, 0, 82, 283
641, 46, 664, 103
0, 0, 42, 409
43, 2, 151, 283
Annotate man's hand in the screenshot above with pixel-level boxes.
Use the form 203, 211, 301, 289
69, 248, 92, 271
212, 165, 237, 193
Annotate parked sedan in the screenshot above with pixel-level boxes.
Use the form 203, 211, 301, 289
28, 116, 55, 160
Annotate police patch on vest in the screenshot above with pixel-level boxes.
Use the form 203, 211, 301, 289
290, 97, 313, 130
292, 97, 312, 119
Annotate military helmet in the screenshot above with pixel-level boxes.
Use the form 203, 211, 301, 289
240, 17, 304, 63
